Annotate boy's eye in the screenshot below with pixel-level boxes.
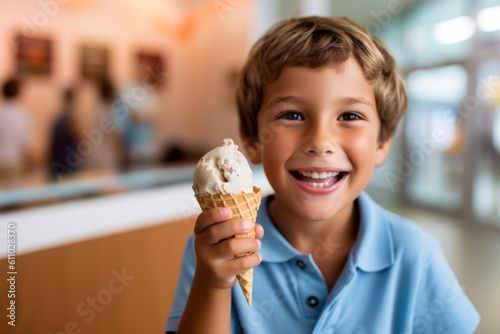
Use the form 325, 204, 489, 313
276, 111, 304, 121
338, 113, 361, 121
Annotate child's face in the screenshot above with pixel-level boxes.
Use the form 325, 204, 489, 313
246, 57, 392, 223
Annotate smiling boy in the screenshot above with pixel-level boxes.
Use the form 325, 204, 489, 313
166, 16, 479, 334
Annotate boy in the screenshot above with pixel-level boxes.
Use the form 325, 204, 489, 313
166, 16, 479, 333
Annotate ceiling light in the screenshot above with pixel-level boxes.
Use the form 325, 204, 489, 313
478, 6, 500, 32
433, 16, 476, 45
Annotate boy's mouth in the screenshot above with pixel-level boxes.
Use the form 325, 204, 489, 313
290, 170, 348, 188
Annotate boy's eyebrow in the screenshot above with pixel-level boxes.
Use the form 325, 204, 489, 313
264, 96, 376, 111
338, 97, 376, 111
264, 96, 301, 111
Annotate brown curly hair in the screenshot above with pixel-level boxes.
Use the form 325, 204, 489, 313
237, 16, 407, 143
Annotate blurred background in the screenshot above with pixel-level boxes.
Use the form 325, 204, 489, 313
0, 0, 499, 333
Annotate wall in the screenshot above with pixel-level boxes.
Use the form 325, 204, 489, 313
0, 0, 256, 169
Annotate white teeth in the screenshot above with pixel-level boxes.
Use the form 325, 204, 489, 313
304, 181, 331, 188
299, 171, 340, 179
297, 170, 342, 188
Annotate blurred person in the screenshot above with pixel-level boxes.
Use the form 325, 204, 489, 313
0, 78, 31, 187
123, 108, 157, 169
48, 87, 81, 181
119, 83, 159, 170
81, 79, 123, 173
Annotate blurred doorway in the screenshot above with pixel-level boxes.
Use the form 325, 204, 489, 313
404, 64, 468, 211
471, 54, 500, 228
404, 55, 500, 228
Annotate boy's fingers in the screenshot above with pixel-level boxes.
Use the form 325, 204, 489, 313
194, 207, 232, 235
230, 253, 262, 274
212, 237, 262, 260
255, 223, 264, 239
200, 219, 253, 245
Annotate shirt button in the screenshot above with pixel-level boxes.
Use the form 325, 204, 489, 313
306, 296, 319, 307
296, 259, 307, 269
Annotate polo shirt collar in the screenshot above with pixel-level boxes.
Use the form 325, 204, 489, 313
257, 192, 395, 271
351, 192, 395, 272
258, 196, 302, 262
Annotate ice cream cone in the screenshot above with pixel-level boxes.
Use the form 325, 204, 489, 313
194, 186, 261, 306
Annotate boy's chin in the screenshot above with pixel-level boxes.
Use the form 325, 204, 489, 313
294, 202, 353, 223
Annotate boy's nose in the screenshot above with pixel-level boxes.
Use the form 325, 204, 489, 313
302, 123, 337, 156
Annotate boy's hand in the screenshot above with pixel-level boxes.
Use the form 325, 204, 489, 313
193, 207, 263, 290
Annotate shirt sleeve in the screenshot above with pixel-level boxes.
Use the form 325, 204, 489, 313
165, 234, 241, 333
165, 234, 196, 332
413, 239, 480, 334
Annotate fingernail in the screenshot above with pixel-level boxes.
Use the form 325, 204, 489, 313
242, 220, 251, 231
221, 208, 231, 219
256, 239, 262, 248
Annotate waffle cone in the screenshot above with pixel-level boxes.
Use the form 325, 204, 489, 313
194, 186, 261, 306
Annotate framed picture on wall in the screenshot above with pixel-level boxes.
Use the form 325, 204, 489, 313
79, 45, 109, 80
15, 35, 52, 76
136, 51, 165, 87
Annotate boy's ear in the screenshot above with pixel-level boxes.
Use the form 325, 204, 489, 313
374, 137, 393, 166
241, 136, 262, 164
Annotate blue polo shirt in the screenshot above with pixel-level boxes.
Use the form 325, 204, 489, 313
166, 192, 480, 333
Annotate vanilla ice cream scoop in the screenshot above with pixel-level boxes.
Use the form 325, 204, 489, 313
193, 138, 254, 195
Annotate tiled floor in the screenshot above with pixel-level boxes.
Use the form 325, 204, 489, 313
380, 199, 500, 334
